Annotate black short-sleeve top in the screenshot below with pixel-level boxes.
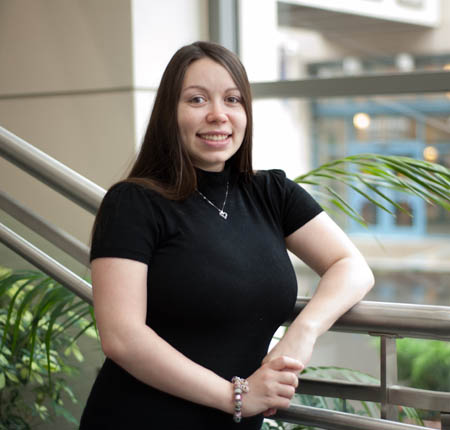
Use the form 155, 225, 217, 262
81, 167, 322, 430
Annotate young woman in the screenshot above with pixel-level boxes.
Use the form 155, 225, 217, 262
80, 41, 374, 429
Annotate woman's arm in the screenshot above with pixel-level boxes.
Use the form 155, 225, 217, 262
263, 211, 375, 368
92, 257, 302, 417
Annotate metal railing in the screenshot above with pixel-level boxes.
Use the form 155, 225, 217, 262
1, 126, 449, 430
280, 301, 450, 428
0, 222, 92, 304
0, 189, 90, 266
0, 126, 104, 214
0, 125, 103, 266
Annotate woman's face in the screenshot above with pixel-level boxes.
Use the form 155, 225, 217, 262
177, 57, 247, 172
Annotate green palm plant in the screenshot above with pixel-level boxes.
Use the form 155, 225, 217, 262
295, 153, 450, 226
0, 267, 96, 429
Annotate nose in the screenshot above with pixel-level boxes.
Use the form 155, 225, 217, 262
206, 101, 228, 123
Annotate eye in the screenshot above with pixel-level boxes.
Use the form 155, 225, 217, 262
226, 95, 241, 104
189, 95, 206, 104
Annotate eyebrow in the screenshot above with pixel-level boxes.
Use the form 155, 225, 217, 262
181, 85, 240, 93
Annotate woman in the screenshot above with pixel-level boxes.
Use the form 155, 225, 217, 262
80, 41, 374, 429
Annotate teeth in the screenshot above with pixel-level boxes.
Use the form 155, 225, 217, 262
200, 134, 229, 141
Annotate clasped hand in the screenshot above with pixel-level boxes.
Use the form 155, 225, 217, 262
241, 332, 316, 418
240, 356, 302, 418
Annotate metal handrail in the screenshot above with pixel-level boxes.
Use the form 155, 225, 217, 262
0, 222, 92, 304
292, 298, 450, 341
276, 404, 436, 430
298, 376, 450, 412
0, 126, 104, 214
0, 189, 90, 266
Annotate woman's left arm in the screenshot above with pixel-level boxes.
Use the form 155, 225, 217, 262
263, 211, 375, 368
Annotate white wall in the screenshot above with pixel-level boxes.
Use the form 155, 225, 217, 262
131, 0, 208, 147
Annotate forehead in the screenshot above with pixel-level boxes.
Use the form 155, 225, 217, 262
182, 57, 238, 89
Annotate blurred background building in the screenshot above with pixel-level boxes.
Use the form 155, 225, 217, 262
0, 0, 449, 428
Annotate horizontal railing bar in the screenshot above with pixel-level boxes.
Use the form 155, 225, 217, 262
0, 126, 105, 214
389, 385, 450, 413
0, 222, 92, 304
251, 70, 450, 99
0, 189, 90, 266
276, 404, 434, 430
298, 377, 450, 412
290, 298, 450, 341
298, 376, 380, 402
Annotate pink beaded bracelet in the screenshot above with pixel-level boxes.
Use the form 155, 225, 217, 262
231, 376, 249, 423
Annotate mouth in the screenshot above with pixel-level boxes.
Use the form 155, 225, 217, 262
197, 133, 232, 146
197, 133, 231, 142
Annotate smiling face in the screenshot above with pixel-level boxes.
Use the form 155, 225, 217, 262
177, 57, 247, 172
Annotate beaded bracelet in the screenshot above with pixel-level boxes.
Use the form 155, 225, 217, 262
231, 376, 249, 423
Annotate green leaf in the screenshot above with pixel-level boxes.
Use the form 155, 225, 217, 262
1, 277, 39, 352
0, 353, 9, 366
296, 153, 450, 228
5, 369, 20, 383
0, 371, 5, 389
10, 278, 53, 354
45, 300, 68, 385
52, 402, 79, 425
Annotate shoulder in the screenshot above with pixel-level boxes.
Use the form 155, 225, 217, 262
252, 168, 287, 186
94, 182, 166, 231
104, 181, 151, 200
250, 169, 295, 196
100, 181, 160, 211
253, 168, 286, 180
91, 182, 163, 263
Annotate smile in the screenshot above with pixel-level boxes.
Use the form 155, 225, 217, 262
197, 133, 231, 142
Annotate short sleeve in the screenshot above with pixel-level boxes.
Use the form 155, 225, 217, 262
269, 169, 323, 236
90, 182, 160, 264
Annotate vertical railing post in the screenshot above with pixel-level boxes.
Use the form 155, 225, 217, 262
380, 335, 399, 421
441, 413, 450, 430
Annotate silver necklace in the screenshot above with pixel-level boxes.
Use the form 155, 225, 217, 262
196, 181, 229, 219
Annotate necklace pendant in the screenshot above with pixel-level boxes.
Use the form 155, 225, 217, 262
219, 210, 228, 219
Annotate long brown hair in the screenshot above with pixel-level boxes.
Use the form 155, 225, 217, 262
126, 40, 254, 199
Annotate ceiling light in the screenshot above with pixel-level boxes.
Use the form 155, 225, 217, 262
353, 113, 371, 130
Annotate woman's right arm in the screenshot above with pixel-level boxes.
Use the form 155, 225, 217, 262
92, 257, 302, 417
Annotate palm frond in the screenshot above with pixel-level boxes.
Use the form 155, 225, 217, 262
295, 154, 450, 225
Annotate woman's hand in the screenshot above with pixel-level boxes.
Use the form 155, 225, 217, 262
241, 356, 302, 418
262, 328, 316, 370
259, 330, 317, 417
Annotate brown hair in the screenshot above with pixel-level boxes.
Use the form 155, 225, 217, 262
125, 40, 254, 199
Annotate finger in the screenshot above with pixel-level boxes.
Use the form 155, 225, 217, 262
280, 370, 300, 388
263, 408, 277, 417
277, 383, 296, 400
268, 355, 303, 371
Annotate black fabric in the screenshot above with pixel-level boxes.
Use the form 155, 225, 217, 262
80, 168, 322, 430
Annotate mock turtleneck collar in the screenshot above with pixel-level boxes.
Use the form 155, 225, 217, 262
196, 162, 233, 187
